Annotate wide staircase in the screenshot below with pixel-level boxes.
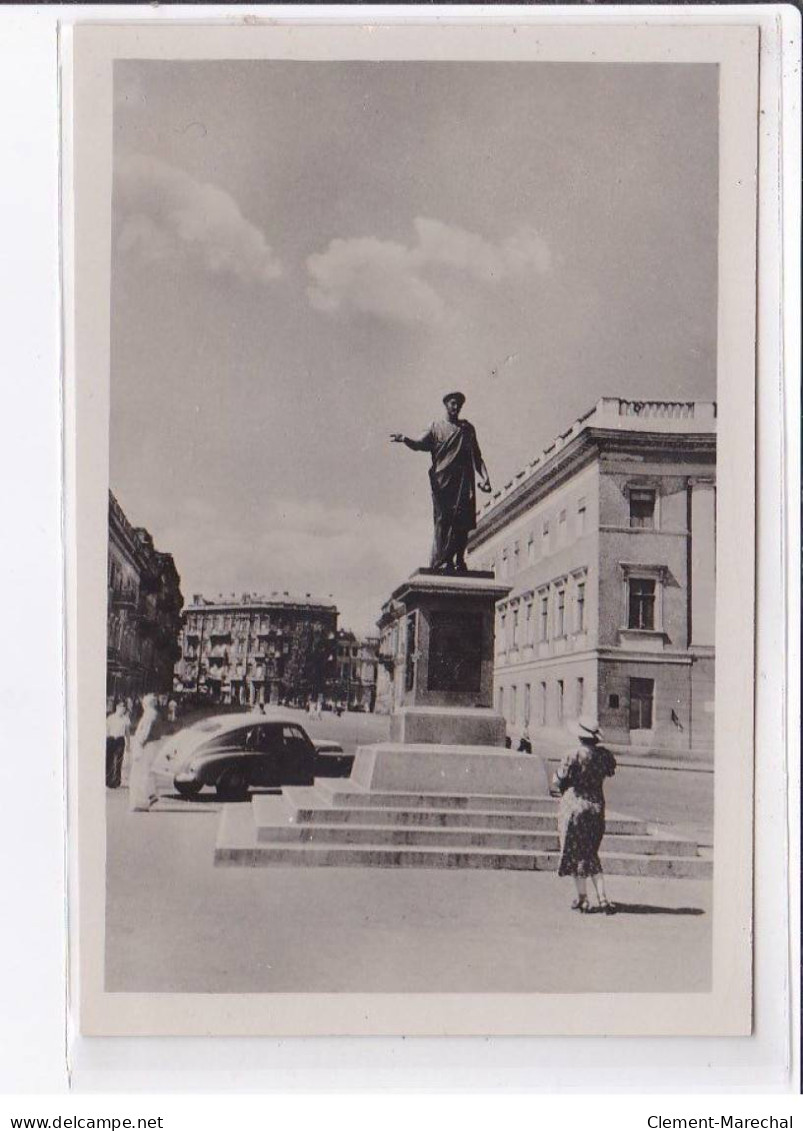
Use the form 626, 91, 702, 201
215, 778, 712, 878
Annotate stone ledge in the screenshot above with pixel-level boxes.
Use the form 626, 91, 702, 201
350, 741, 550, 796
389, 705, 506, 747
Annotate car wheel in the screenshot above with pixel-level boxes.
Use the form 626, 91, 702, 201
216, 767, 250, 801
174, 780, 203, 798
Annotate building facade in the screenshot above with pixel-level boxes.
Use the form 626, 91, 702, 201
107, 492, 184, 702
335, 630, 380, 711
175, 592, 339, 707
467, 398, 716, 756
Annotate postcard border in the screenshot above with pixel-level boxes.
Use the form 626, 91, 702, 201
65, 18, 758, 1037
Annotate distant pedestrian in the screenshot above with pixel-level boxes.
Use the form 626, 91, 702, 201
105, 701, 130, 788
517, 729, 532, 754
554, 717, 617, 914
128, 693, 160, 812
128, 696, 143, 728
167, 697, 178, 724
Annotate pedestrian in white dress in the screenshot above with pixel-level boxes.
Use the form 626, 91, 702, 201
128, 693, 160, 812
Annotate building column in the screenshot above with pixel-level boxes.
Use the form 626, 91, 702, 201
689, 478, 716, 647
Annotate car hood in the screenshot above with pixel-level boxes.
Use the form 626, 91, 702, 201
312, 739, 344, 754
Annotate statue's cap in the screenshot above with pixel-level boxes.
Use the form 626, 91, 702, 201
443, 391, 466, 407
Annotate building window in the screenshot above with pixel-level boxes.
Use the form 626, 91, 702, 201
558, 509, 567, 543
501, 549, 509, 579
524, 683, 531, 725
608, 693, 620, 709
513, 541, 520, 572
628, 578, 656, 630
629, 488, 656, 529
512, 606, 519, 648
629, 677, 654, 730
525, 599, 533, 644
497, 686, 504, 714
527, 534, 535, 564
539, 594, 549, 642
576, 581, 586, 632
498, 611, 506, 653
510, 685, 517, 723
539, 681, 547, 725
577, 498, 587, 534
556, 588, 566, 636
557, 679, 564, 721
575, 677, 584, 717
541, 520, 550, 555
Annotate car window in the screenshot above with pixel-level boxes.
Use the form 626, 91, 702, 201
199, 727, 252, 753
251, 725, 280, 751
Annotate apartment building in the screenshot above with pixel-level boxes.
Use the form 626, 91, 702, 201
107, 492, 183, 701
175, 591, 338, 707
336, 630, 380, 711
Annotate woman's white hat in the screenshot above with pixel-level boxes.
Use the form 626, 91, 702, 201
569, 715, 603, 742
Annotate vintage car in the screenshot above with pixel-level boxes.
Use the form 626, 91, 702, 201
157, 712, 347, 799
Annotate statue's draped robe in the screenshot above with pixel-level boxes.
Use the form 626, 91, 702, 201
420, 419, 484, 568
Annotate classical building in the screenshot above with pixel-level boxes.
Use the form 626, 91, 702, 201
467, 397, 716, 757
175, 592, 339, 707
107, 492, 184, 701
335, 630, 379, 711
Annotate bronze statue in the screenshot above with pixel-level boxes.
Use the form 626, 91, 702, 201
391, 391, 492, 572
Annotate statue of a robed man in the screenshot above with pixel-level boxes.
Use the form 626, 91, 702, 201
391, 391, 492, 572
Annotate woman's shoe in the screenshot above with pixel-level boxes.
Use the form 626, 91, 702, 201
598, 899, 616, 915
571, 896, 590, 913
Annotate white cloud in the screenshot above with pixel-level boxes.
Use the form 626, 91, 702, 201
114, 153, 282, 285
307, 236, 445, 326
306, 217, 550, 324
413, 218, 551, 281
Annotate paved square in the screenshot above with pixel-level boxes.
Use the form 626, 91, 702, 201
105, 789, 711, 994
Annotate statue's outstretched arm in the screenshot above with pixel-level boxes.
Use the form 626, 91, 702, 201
390, 429, 431, 452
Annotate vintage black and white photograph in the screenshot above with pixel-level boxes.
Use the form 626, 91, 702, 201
68, 22, 759, 1036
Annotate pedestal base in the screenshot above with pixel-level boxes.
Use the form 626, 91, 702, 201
350, 742, 550, 796
389, 705, 507, 747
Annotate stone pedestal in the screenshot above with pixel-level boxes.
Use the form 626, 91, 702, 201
377, 569, 511, 746
350, 742, 550, 796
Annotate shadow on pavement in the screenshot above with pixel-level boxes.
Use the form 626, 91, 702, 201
155, 788, 282, 808
606, 902, 705, 916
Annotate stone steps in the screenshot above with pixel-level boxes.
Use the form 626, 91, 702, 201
252, 821, 698, 858
214, 786, 711, 878
315, 779, 559, 813
215, 804, 711, 878
277, 790, 650, 836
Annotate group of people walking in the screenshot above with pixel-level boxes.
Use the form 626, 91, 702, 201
105, 693, 164, 811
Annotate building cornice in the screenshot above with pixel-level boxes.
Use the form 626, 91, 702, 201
470, 427, 716, 551
185, 598, 338, 616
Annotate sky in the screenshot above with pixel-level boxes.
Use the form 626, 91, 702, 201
110, 60, 719, 635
